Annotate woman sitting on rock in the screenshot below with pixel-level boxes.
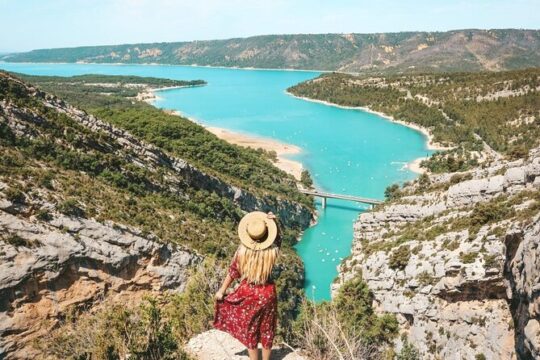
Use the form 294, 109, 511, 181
214, 211, 281, 360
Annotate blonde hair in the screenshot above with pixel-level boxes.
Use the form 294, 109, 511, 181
236, 244, 280, 285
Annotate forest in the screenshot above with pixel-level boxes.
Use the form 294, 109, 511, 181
289, 68, 540, 172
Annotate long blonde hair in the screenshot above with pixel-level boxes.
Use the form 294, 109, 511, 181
236, 244, 280, 285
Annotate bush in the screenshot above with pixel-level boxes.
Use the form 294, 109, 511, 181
300, 169, 314, 188
292, 277, 398, 359
384, 184, 401, 201
470, 199, 512, 226
57, 199, 85, 218
5, 187, 26, 204
36, 209, 53, 221
460, 251, 478, 264
389, 245, 411, 270
165, 258, 226, 341
397, 338, 420, 360
39, 297, 190, 360
4, 234, 37, 248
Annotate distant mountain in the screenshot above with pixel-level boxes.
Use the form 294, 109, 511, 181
3, 29, 540, 73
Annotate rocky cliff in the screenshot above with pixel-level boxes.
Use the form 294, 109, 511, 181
334, 148, 540, 359
0, 72, 313, 358
0, 196, 199, 359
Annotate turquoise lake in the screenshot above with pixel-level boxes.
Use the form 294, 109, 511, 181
0, 63, 431, 301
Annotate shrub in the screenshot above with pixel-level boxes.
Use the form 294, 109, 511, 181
418, 173, 430, 187
39, 171, 55, 190
384, 184, 401, 201
417, 271, 436, 286
300, 169, 314, 188
292, 277, 398, 359
4, 234, 38, 248
460, 251, 478, 264
5, 187, 26, 204
397, 337, 420, 360
165, 258, 226, 341
470, 199, 512, 226
36, 209, 53, 221
389, 245, 411, 270
38, 297, 190, 360
483, 254, 499, 269
57, 199, 85, 217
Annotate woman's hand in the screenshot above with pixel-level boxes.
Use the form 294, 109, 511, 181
214, 290, 225, 301
267, 211, 276, 220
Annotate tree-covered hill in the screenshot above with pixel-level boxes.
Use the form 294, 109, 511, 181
3, 29, 540, 73
288, 68, 540, 173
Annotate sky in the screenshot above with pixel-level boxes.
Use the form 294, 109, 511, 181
0, 0, 538, 52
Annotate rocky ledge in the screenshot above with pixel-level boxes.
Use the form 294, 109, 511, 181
186, 330, 308, 360
334, 148, 540, 359
0, 187, 200, 359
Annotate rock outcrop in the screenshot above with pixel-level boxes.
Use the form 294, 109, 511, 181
334, 148, 540, 359
186, 330, 308, 360
0, 190, 200, 359
507, 218, 540, 359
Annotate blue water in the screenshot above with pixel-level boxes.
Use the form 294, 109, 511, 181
0, 62, 431, 301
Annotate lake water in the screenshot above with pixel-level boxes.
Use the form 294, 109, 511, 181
0, 62, 431, 301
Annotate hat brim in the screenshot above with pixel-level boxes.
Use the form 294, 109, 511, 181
238, 211, 278, 251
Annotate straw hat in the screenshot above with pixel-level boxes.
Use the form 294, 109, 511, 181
238, 211, 278, 250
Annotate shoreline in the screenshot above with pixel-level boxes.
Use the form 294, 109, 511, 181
161, 108, 304, 180
286, 91, 453, 174
206, 126, 304, 181
286, 91, 451, 152
0, 60, 326, 74
137, 84, 205, 103
144, 87, 304, 180
406, 157, 429, 174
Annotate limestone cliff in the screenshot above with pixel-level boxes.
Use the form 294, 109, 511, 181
334, 148, 540, 359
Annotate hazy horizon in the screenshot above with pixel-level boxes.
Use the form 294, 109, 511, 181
2, 27, 540, 54
1, 0, 539, 52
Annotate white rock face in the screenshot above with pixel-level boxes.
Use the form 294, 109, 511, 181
507, 218, 540, 358
0, 199, 200, 358
186, 330, 308, 360
335, 148, 540, 359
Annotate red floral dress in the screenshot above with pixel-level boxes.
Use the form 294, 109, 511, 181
213, 255, 278, 349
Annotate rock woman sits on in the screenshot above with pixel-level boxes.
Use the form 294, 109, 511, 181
214, 211, 281, 360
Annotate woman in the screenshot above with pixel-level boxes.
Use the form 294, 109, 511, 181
214, 211, 281, 360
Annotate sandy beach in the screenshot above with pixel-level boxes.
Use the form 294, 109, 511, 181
406, 156, 429, 174
138, 84, 205, 104
142, 86, 304, 180
205, 127, 303, 180
159, 108, 304, 180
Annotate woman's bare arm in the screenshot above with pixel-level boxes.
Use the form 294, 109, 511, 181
215, 274, 233, 301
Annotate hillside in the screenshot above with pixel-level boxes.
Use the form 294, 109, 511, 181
288, 68, 540, 173
286, 66, 540, 358
3, 29, 540, 73
0, 72, 314, 358
334, 146, 540, 359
